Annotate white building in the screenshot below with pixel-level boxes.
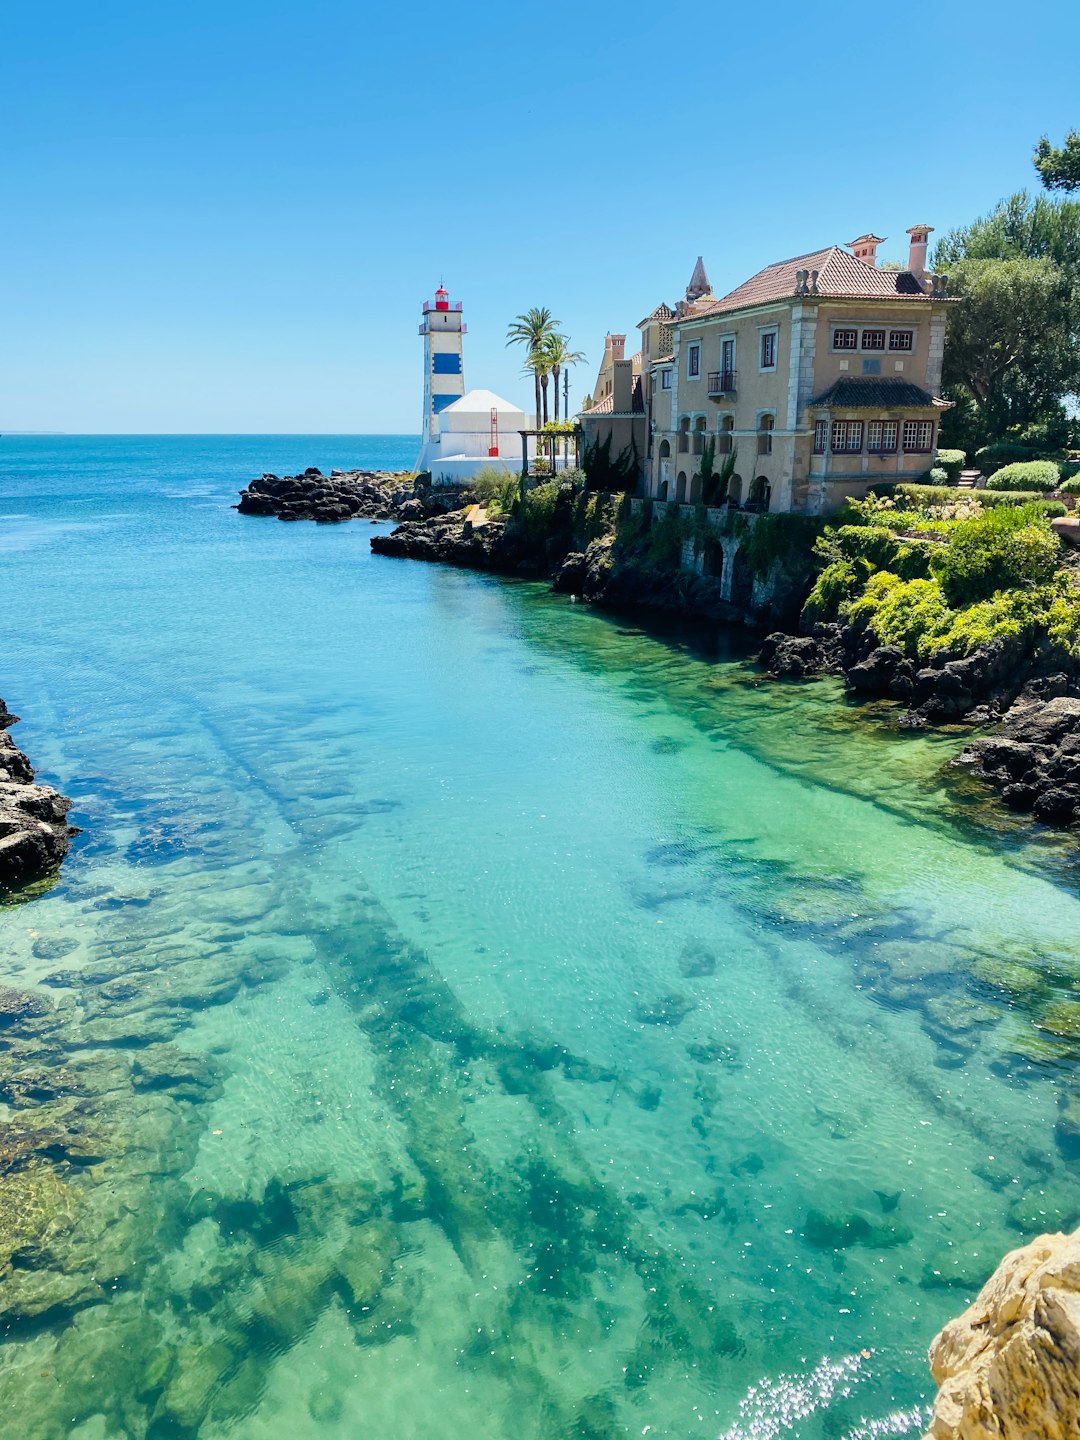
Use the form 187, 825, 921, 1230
416, 286, 528, 483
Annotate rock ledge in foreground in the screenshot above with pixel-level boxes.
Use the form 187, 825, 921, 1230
925, 1226, 1080, 1439
0, 701, 74, 892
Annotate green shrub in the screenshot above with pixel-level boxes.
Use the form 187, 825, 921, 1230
1060, 474, 1080, 495
846, 573, 950, 655
928, 587, 1048, 656
1058, 463, 1080, 491
935, 448, 967, 482
471, 467, 520, 514
931, 504, 1059, 606
925, 466, 950, 486
984, 461, 1061, 492
974, 442, 1043, 475
801, 559, 862, 627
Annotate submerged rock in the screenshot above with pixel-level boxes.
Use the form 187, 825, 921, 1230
925, 1227, 1080, 1439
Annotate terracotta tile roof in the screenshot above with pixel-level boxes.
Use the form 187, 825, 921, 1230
586, 393, 614, 413
692, 246, 930, 319
808, 378, 938, 409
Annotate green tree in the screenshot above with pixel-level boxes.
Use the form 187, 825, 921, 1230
506, 308, 560, 430
935, 191, 1080, 274
939, 258, 1080, 441
1035, 130, 1080, 193
541, 334, 586, 424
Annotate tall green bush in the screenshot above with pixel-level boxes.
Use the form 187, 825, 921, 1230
984, 460, 1062, 491
931, 504, 1059, 605
935, 448, 967, 482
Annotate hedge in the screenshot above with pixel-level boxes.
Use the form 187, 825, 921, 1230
871, 483, 1065, 515
984, 460, 1061, 493
974, 442, 1045, 476
935, 448, 966, 483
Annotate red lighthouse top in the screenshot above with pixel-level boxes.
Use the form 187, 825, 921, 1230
434, 285, 449, 311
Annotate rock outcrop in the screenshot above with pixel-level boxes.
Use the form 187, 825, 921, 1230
956, 691, 1080, 825
925, 1227, 1080, 1439
236, 468, 468, 524
0, 701, 74, 892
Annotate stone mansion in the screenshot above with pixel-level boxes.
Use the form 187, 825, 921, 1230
582, 226, 954, 514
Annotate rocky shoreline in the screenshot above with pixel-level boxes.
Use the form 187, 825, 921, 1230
236, 467, 468, 525
0, 697, 74, 893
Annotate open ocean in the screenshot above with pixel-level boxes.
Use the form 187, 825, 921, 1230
1, 434, 1078, 1440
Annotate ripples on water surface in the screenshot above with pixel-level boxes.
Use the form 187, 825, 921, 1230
0, 435, 1078, 1440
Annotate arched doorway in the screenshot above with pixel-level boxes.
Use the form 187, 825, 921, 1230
675, 472, 687, 503
689, 473, 703, 502
730, 547, 754, 605
658, 479, 669, 501
749, 476, 771, 512
728, 473, 743, 507
702, 540, 724, 580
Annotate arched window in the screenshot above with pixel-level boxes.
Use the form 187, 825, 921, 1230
692, 416, 707, 456
728, 473, 743, 506
749, 476, 771, 512
690, 473, 703, 503
677, 417, 690, 453
658, 479, 669, 501
757, 414, 774, 456
717, 415, 734, 455
659, 438, 671, 459
676, 472, 688, 503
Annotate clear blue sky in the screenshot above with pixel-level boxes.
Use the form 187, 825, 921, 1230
2, 0, 1077, 433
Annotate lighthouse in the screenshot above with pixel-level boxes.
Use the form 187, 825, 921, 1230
417, 285, 466, 470
415, 283, 528, 483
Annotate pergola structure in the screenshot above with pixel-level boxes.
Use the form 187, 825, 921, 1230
517, 427, 584, 480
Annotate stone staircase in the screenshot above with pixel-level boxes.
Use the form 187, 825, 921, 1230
957, 469, 982, 490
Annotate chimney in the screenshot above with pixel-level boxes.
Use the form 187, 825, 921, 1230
610, 333, 626, 362
906, 225, 933, 281
847, 233, 886, 267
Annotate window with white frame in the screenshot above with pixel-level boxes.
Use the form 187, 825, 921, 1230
903, 420, 934, 452
867, 420, 899, 453
661, 369, 672, 390
889, 330, 914, 352
861, 329, 886, 351
833, 329, 858, 351
760, 330, 777, 370
688, 343, 701, 378
831, 420, 864, 453
813, 419, 829, 454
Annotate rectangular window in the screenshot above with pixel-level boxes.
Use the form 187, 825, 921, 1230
833, 329, 858, 351
432, 352, 462, 374
889, 330, 914, 351
688, 344, 700, 378
903, 420, 934, 452
861, 329, 886, 351
760, 331, 777, 369
814, 420, 829, 454
661, 369, 672, 390
831, 420, 864, 453
867, 420, 898, 453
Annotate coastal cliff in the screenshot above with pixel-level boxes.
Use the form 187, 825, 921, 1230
0, 698, 73, 892
925, 1227, 1080, 1439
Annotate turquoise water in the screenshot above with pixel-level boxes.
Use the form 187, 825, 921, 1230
1, 436, 1079, 1440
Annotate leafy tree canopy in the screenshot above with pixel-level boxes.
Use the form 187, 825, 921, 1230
934, 190, 1080, 274
940, 257, 1080, 440
1035, 130, 1080, 193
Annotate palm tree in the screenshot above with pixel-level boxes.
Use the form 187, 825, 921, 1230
542, 334, 586, 424
506, 308, 559, 430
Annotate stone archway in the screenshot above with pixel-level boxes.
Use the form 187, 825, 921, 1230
749, 476, 771, 512
675, 471, 687, 503
728, 473, 743, 506
729, 546, 754, 606
658, 479, 669, 501
689, 473, 703, 503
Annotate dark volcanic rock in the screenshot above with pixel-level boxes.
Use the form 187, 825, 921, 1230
847, 646, 916, 699
957, 694, 1080, 827
759, 632, 824, 678
236, 468, 469, 525
0, 701, 74, 893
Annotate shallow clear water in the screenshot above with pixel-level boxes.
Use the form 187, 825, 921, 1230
1, 436, 1079, 1440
